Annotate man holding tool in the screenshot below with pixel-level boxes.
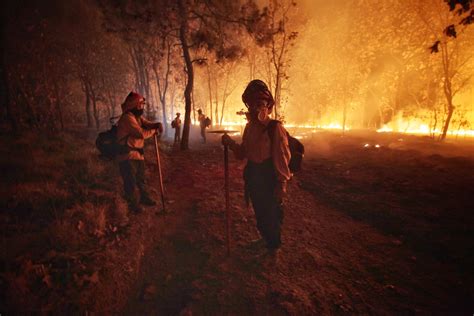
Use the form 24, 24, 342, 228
117, 91, 164, 213
221, 80, 291, 259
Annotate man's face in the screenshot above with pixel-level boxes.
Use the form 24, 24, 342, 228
137, 98, 146, 110
248, 100, 268, 113
247, 100, 271, 122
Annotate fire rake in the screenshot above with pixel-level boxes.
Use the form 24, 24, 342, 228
208, 130, 239, 256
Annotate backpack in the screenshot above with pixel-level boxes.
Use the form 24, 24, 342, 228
95, 118, 132, 160
267, 120, 305, 173
171, 120, 177, 128
203, 117, 211, 128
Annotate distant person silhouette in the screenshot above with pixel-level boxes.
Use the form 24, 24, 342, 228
197, 109, 207, 143
172, 112, 182, 144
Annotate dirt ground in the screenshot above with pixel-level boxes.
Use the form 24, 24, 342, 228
1, 128, 473, 314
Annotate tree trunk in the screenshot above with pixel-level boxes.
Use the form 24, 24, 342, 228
441, 103, 454, 140
192, 90, 196, 123
1, 62, 17, 132
219, 73, 231, 126
274, 68, 281, 119
87, 81, 100, 129
161, 96, 168, 136
440, 41, 454, 141
431, 108, 438, 138
53, 81, 64, 130
84, 81, 93, 128
214, 77, 219, 126
1, 20, 17, 132
178, 0, 193, 151
207, 65, 213, 125
342, 103, 347, 136
17, 82, 39, 128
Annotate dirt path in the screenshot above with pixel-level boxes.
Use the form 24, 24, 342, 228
121, 137, 473, 315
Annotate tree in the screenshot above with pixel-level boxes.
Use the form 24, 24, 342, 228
249, 0, 299, 119
100, 0, 257, 149
413, 0, 474, 140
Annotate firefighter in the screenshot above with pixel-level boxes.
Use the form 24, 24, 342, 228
197, 109, 207, 143
222, 80, 291, 259
117, 92, 163, 212
172, 112, 182, 144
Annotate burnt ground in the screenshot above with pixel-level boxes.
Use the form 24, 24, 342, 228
1, 128, 473, 314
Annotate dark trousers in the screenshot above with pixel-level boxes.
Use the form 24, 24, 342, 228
174, 127, 181, 143
200, 125, 206, 143
244, 159, 283, 250
119, 160, 149, 204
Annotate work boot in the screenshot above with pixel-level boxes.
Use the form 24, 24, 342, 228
125, 196, 142, 213
140, 195, 156, 206
247, 238, 265, 250
128, 202, 143, 213
262, 248, 282, 268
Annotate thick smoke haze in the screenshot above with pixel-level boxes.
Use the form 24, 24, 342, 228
199, 0, 473, 136
2, 0, 473, 139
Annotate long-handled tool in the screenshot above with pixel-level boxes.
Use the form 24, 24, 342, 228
154, 133, 166, 212
208, 129, 239, 255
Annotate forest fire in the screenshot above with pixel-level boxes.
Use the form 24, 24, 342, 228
378, 121, 474, 138
2, 0, 474, 314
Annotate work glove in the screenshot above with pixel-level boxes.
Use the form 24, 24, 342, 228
152, 122, 163, 134
221, 134, 235, 147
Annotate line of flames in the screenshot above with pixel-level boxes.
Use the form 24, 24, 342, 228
191, 119, 474, 138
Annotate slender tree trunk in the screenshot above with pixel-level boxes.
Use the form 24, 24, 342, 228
53, 81, 64, 130
207, 64, 213, 125
111, 83, 118, 117
84, 81, 93, 128
192, 90, 196, 122
1, 60, 16, 132
161, 96, 168, 136
178, 0, 193, 150
92, 94, 100, 130
440, 42, 454, 141
342, 103, 347, 136
441, 102, 454, 140
214, 77, 219, 126
170, 86, 176, 120
152, 65, 166, 135
17, 82, 39, 128
274, 67, 281, 119
1, 17, 17, 132
219, 73, 231, 126
86, 80, 99, 129
431, 108, 438, 138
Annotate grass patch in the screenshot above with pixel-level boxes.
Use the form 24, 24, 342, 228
0, 131, 124, 313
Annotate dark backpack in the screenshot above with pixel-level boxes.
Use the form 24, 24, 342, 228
204, 117, 212, 128
267, 120, 305, 173
95, 117, 132, 160
171, 120, 177, 128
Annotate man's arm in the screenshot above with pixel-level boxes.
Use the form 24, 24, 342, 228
141, 117, 163, 138
123, 115, 156, 139
222, 133, 246, 160
272, 123, 291, 199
